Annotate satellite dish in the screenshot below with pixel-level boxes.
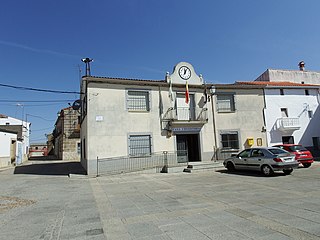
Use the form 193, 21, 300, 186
72, 99, 81, 110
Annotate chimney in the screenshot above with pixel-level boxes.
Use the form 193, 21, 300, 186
298, 61, 305, 71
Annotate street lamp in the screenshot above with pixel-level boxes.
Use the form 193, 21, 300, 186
81, 58, 93, 76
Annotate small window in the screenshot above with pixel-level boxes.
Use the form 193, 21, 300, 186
305, 89, 309, 95
280, 89, 284, 95
77, 142, 81, 155
129, 135, 152, 156
308, 110, 313, 118
6, 122, 9, 125
127, 90, 150, 111
216, 94, 235, 112
281, 108, 288, 117
221, 132, 239, 149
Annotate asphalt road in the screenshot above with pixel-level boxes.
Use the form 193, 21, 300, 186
0, 160, 319, 240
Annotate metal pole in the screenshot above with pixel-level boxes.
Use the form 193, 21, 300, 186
96, 156, 99, 177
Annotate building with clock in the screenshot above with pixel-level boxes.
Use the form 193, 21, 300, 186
80, 62, 216, 175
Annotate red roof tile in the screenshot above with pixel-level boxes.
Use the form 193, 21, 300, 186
236, 81, 318, 87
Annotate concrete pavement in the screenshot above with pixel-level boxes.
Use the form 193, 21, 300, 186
1, 160, 320, 239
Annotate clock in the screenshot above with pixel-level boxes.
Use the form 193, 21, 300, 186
178, 66, 191, 80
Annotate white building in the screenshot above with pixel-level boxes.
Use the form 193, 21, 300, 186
0, 114, 31, 163
0, 129, 18, 168
237, 81, 320, 149
80, 62, 215, 175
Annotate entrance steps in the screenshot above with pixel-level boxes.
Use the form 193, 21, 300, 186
183, 161, 224, 173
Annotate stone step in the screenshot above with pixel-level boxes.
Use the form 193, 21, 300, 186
183, 161, 223, 173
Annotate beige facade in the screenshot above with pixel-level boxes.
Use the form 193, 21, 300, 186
208, 84, 267, 159
81, 62, 215, 175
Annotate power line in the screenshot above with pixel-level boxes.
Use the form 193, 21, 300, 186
0, 100, 74, 102
0, 83, 82, 94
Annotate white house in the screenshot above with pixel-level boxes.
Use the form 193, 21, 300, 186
80, 62, 215, 175
0, 129, 18, 168
0, 114, 31, 163
236, 81, 320, 149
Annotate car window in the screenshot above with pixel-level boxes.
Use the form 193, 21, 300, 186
289, 145, 307, 151
268, 148, 288, 155
251, 149, 264, 157
238, 149, 251, 158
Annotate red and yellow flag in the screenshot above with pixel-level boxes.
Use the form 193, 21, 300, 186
185, 81, 189, 104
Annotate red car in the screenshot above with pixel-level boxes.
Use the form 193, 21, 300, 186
273, 144, 314, 168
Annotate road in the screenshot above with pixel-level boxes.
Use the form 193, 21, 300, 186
0, 160, 320, 239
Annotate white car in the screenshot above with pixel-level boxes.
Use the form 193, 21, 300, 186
223, 147, 299, 176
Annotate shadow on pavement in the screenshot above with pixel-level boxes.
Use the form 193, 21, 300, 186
216, 169, 284, 177
14, 155, 86, 176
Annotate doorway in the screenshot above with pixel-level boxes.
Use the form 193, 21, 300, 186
176, 134, 200, 163
282, 136, 294, 144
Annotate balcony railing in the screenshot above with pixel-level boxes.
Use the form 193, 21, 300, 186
163, 107, 208, 122
276, 117, 300, 131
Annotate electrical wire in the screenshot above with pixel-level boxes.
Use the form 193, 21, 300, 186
0, 83, 82, 94
0, 100, 75, 102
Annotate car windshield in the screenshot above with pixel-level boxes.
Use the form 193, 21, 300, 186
268, 148, 288, 155
288, 145, 308, 151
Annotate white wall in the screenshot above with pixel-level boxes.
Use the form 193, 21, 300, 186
264, 88, 320, 147
0, 116, 30, 161
0, 131, 17, 168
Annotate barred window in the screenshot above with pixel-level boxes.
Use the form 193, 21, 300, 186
127, 90, 150, 111
129, 135, 152, 156
221, 132, 239, 149
217, 94, 235, 112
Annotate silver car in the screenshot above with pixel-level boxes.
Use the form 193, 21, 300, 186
223, 147, 299, 176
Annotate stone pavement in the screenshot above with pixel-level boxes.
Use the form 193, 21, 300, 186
1, 160, 320, 239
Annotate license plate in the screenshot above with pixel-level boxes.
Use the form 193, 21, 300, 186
283, 157, 294, 162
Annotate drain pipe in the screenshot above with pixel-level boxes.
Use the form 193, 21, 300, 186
210, 86, 218, 161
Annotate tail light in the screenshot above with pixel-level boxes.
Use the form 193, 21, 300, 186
273, 158, 283, 162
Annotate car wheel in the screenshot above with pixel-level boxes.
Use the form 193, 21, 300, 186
302, 163, 311, 168
226, 162, 235, 172
283, 169, 293, 175
261, 165, 273, 176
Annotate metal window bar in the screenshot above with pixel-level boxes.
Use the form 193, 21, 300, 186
217, 95, 234, 112
127, 91, 149, 111
96, 151, 188, 176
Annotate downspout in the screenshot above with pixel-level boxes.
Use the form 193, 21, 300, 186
210, 86, 218, 161
262, 88, 268, 146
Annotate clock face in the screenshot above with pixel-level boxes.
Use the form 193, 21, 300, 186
178, 66, 191, 80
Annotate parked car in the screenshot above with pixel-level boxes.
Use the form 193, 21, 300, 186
223, 147, 299, 176
272, 144, 314, 168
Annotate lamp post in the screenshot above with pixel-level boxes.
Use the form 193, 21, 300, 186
81, 58, 93, 76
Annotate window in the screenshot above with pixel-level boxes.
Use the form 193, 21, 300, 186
251, 149, 264, 157
305, 89, 309, 95
127, 90, 150, 111
280, 89, 284, 95
238, 149, 251, 158
221, 132, 239, 149
308, 110, 313, 119
216, 94, 235, 112
77, 142, 81, 155
129, 134, 152, 156
281, 108, 288, 117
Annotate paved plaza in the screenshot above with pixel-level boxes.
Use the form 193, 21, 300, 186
0, 160, 320, 239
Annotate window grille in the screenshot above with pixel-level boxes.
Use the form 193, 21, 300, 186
217, 94, 235, 112
221, 132, 239, 149
129, 135, 152, 156
127, 90, 150, 111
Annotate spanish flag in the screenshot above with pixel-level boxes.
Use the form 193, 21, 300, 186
185, 81, 189, 104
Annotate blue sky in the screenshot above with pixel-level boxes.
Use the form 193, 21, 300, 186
1, 0, 320, 143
